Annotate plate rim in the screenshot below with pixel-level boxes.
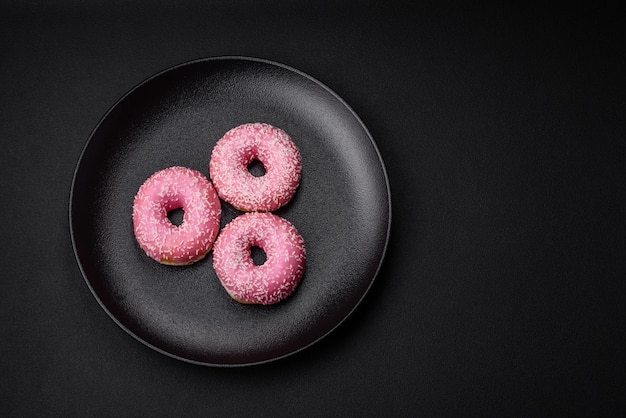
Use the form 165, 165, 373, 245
69, 55, 392, 367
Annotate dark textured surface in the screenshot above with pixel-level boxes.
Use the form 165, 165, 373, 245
70, 57, 391, 365
1, 2, 625, 416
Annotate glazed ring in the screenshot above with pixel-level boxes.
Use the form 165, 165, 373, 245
132, 166, 221, 265
212, 212, 306, 305
209, 123, 302, 212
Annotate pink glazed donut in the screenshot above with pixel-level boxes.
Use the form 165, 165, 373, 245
209, 123, 302, 212
132, 166, 221, 265
213, 212, 306, 305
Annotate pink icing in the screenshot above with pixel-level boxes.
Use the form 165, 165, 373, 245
209, 123, 302, 212
213, 212, 306, 305
132, 166, 221, 265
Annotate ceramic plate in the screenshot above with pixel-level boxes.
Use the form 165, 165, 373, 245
70, 57, 391, 366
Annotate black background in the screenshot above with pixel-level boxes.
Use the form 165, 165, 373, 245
1, 2, 624, 416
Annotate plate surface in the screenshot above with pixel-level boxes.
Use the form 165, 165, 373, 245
70, 57, 391, 366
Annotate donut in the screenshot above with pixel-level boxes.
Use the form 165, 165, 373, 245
132, 166, 221, 265
209, 123, 302, 212
213, 212, 306, 305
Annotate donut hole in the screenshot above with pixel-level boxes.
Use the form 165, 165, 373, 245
167, 207, 185, 226
247, 159, 266, 177
250, 245, 267, 266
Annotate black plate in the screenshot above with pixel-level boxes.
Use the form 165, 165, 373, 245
70, 57, 391, 366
